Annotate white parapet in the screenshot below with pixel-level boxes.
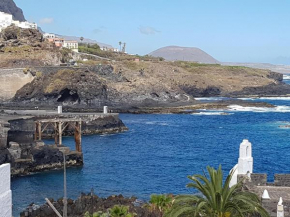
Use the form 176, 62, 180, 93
0, 163, 12, 217
277, 197, 284, 217
229, 139, 253, 187
103, 106, 108, 114
58, 106, 62, 114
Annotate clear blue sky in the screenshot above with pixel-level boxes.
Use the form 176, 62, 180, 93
14, 0, 290, 64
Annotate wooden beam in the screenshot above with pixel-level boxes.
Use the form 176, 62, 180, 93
41, 123, 50, 133
75, 121, 82, 152
38, 122, 42, 141
58, 121, 62, 146
54, 122, 58, 145
34, 122, 38, 141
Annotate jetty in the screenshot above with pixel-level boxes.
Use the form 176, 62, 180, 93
0, 108, 127, 176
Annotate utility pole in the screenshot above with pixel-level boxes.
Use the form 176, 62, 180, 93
44, 151, 68, 217
63, 151, 67, 217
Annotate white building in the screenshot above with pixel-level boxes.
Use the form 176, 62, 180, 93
63, 40, 78, 52
43, 33, 56, 39
229, 139, 253, 187
0, 163, 12, 217
0, 12, 13, 32
14, 21, 37, 29
0, 11, 37, 32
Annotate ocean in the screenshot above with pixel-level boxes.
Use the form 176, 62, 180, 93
11, 82, 290, 216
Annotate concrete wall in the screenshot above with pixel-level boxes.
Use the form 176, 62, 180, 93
0, 163, 12, 217
0, 68, 34, 101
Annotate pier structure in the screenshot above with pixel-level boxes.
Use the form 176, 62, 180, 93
34, 118, 82, 152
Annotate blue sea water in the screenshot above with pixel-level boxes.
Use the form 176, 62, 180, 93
11, 84, 290, 216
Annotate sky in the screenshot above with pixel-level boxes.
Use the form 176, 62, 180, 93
14, 0, 290, 64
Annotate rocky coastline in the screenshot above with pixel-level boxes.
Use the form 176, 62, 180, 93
20, 193, 159, 217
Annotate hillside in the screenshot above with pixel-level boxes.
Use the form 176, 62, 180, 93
0, 26, 71, 67
149, 46, 219, 64
11, 61, 290, 108
0, 0, 25, 21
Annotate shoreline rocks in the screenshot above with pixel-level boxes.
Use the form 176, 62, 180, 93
20, 193, 159, 217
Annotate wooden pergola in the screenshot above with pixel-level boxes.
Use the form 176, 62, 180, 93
34, 118, 82, 152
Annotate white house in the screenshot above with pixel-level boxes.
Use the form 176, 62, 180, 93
15, 21, 37, 29
0, 11, 37, 32
63, 40, 78, 52
0, 12, 13, 32
0, 163, 12, 217
43, 33, 56, 39
229, 139, 253, 187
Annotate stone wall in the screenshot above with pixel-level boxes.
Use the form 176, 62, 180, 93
250, 173, 268, 186
274, 174, 290, 187
0, 121, 9, 149
0, 68, 34, 101
0, 163, 12, 217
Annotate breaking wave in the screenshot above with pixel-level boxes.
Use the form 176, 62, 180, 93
194, 97, 229, 101
238, 97, 290, 101
227, 105, 290, 112
192, 112, 233, 115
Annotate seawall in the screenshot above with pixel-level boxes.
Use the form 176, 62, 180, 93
0, 68, 33, 101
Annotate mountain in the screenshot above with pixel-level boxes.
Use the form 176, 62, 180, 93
149, 46, 219, 64
0, 0, 25, 21
56, 34, 113, 48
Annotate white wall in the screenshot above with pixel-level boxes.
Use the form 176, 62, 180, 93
0, 163, 12, 217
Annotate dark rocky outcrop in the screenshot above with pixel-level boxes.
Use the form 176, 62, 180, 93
20, 194, 159, 217
179, 85, 221, 97
0, 0, 26, 21
13, 68, 109, 106
0, 26, 43, 47
230, 83, 290, 97
11, 144, 83, 177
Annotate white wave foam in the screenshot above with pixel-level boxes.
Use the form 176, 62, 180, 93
227, 105, 290, 112
194, 97, 228, 101
145, 121, 170, 126
238, 97, 290, 101
192, 112, 232, 115
283, 74, 290, 80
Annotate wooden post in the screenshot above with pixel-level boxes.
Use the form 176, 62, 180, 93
75, 121, 82, 152
38, 122, 42, 141
58, 121, 62, 146
54, 122, 58, 145
34, 122, 38, 141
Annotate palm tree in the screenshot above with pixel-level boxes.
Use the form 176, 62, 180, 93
119, 41, 122, 52
166, 166, 270, 217
148, 194, 173, 216
109, 205, 136, 217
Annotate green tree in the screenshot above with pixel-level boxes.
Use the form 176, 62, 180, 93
109, 205, 136, 217
166, 166, 270, 217
119, 41, 122, 52
84, 211, 109, 217
148, 194, 173, 216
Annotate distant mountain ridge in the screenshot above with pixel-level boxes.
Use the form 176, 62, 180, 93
149, 46, 219, 64
0, 0, 25, 21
